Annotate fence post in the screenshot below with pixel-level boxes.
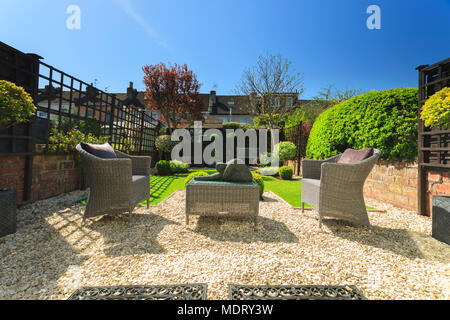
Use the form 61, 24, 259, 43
139, 111, 145, 154
109, 95, 116, 140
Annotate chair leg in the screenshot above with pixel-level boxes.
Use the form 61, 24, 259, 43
147, 199, 150, 209
301, 202, 304, 213
318, 214, 323, 230
186, 213, 189, 226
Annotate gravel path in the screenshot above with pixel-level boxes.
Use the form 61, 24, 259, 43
0, 190, 448, 300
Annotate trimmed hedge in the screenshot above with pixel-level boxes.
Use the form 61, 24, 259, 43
184, 171, 209, 186
222, 122, 253, 130
306, 88, 418, 161
251, 172, 264, 199
279, 166, 293, 180
155, 160, 171, 175
169, 160, 189, 173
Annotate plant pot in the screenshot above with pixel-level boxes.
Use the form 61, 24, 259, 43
432, 195, 450, 245
0, 189, 17, 238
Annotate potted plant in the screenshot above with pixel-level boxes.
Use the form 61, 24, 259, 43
421, 87, 450, 245
0, 80, 36, 237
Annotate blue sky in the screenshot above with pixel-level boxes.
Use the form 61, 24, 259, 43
1, 0, 449, 98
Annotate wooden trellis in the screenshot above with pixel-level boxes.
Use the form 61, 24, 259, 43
416, 57, 450, 216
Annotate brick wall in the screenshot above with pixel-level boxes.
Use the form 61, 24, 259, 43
425, 169, 450, 216
363, 160, 418, 211
363, 160, 450, 216
0, 154, 81, 206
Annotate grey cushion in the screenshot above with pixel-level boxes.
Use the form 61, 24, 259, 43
81, 142, 117, 159
338, 148, 374, 164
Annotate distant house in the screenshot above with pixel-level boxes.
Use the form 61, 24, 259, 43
198, 91, 309, 125
36, 82, 309, 129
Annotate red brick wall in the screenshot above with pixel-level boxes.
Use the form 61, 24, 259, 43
426, 169, 450, 216
363, 160, 450, 215
0, 155, 80, 206
363, 160, 418, 212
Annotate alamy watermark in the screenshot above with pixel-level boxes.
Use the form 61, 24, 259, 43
170, 121, 280, 166
66, 5, 81, 30
366, 5, 381, 30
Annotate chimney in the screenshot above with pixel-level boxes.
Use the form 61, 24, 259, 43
208, 90, 217, 114
127, 82, 134, 96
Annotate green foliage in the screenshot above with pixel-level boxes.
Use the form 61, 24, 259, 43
48, 127, 109, 153
158, 126, 168, 136
251, 172, 264, 198
0, 80, 36, 127
58, 117, 103, 137
155, 135, 178, 153
256, 166, 279, 176
258, 152, 272, 167
279, 166, 293, 180
169, 160, 189, 173
306, 88, 419, 161
222, 122, 253, 130
421, 87, 450, 129
290, 85, 363, 124
184, 171, 209, 186
155, 160, 172, 175
253, 114, 286, 128
274, 141, 297, 162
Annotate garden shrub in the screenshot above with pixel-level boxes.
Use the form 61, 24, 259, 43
222, 122, 253, 130
306, 88, 419, 161
48, 127, 109, 153
155, 160, 172, 175
251, 172, 264, 199
169, 160, 189, 173
253, 114, 286, 128
273, 141, 297, 162
184, 171, 209, 186
0, 80, 36, 127
155, 135, 178, 153
256, 166, 279, 176
279, 166, 293, 180
258, 152, 272, 167
421, 87, 450, 129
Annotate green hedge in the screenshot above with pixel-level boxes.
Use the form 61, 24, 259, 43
251, 172, 264, 199
279, 166, 293, 180
184, 171, 209, 186
155, 160, 171, 175
306, 88, 418, 161
222, 122, 253, 130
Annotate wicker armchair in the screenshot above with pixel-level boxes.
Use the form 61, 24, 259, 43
301, 149, 381, 227
76, 144, 151, 220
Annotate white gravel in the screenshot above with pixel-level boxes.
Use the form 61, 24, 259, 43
0, 190, 448, 300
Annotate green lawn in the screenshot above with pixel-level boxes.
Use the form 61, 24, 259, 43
79, 169, 372, 209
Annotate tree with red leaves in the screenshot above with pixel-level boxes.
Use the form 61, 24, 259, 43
143, 63, 204, 133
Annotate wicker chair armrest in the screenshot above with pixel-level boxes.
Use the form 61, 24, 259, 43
302, 155, 341, 179
115, 150, 151, 175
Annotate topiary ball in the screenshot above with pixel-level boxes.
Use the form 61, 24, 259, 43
184, 171, 209, 186
306, 88, 418, 161
155, 160, 171, 175
279, 166, 293, 180
251, 172, 264, 199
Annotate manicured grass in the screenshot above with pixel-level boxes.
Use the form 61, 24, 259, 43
141, 170, 216, 206
262, 175, 309, 207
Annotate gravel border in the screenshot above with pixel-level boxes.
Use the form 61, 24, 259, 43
0, 189, 448, 300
